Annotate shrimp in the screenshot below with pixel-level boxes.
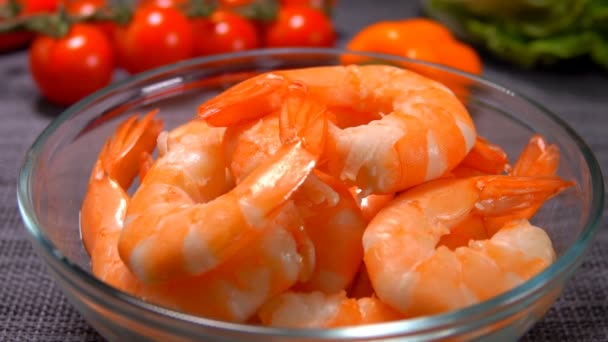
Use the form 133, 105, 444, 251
224, 102, 366, 293
292, 171, 367, 293
117, 84, 327, 284
80, 111, 163, 257
82, 110, 323, 322
198, 64, 477, 195
438, 136, 511, 249
439, 134, 558, 249
146, 201, 313, 322
363, 175, 573, 317
258, 291, 403, 328
483, 134, 561, 236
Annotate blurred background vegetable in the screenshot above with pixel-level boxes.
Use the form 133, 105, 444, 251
423, 0, 608, 69
343, 18, 481, 76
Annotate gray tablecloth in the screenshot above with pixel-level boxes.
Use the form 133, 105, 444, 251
1, 1, 607, 341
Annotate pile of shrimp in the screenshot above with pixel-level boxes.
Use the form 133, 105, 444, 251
80, 65, 574, 328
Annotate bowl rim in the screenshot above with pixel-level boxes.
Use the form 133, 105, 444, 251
17, 47, 605, 339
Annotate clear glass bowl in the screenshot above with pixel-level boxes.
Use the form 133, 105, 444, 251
17, 49, 604, 341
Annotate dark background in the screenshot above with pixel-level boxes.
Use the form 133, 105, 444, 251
1, 0, 607, 340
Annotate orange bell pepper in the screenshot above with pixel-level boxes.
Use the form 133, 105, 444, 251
342, 18, 482, 100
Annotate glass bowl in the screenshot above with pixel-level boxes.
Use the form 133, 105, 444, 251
17, 48, 604, 341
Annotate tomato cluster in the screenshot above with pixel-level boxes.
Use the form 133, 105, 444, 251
1, 0, 336, 105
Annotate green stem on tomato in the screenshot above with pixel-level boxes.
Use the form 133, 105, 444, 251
0, 2, 134, 35
0, 0, 280, 36
185, 0, 216, 18
231, 0, 278, 22
0, 0, 21, 19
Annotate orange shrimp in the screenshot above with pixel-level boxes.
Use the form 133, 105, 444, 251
224, 105, 366, 294
483, 134, 561, 236
117, 84, 327, 284
81, 111, 324, 322
292, 171, 367, 293
258, 291, 403, 328
438, 136, 511, 249
80, 111, 163, 258
363, 175, 573, 317
438, 134, 559, 249
198, 64, 477, 195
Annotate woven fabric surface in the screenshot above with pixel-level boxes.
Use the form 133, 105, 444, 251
1, 1, 607, 341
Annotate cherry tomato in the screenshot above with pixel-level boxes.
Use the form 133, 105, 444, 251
265, 6, 335, 48
65, 0, 117, 40
114, 6, 193, 74
20, 0, 58, 13
29, 24, 114, 105
192, 11, 259, 56
0, 0, 60, 52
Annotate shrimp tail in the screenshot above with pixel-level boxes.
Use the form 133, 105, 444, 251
198, 73, 285, 127
511, 134, 560, 176
279, 81, 328, 157
138, 151, 155, 182
97, 110, 164, 188
457, 136, 510, 175
484, 134, 562, 235
474, 175, 574, 216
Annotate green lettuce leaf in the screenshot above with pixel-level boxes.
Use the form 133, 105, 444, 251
424, 0, 608, 69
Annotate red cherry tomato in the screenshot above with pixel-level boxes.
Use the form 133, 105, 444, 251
29, 24, 114, 105
0, 0, 60, 52
265, 6, 335, 48
192, 11, 259, 56
114, 6, 193, 74
65, 0, 117, 40
115, 6, 193, 73
21, 0, 58, 13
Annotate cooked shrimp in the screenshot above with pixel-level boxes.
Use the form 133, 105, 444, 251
258, 291, 403, 328
118, 84, 328, 284
199, 64, 477, 195
439, 134, 559, 249
147, 201, 312, 322
292, 171, 367, 293
363, 175, 573, 317
82, 113, 320, 322
484, 134, 561, 236
80, 111, 162, 257
224, 103, 366, 293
